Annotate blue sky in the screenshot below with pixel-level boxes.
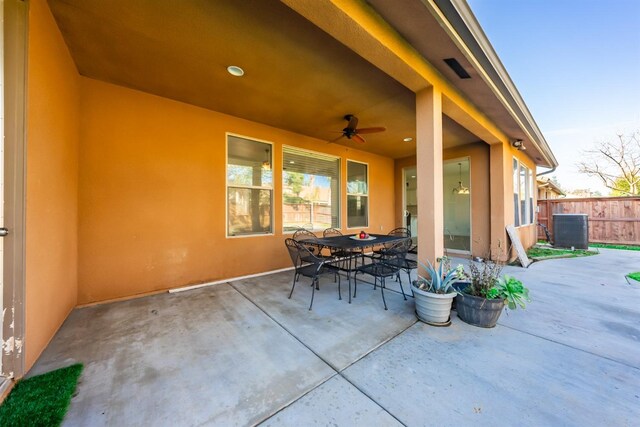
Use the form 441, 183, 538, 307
467, 0, 640, 193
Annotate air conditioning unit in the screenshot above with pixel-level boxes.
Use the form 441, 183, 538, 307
553, 214, 589, 249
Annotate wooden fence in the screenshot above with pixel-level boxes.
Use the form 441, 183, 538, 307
537, 197, 640, 245
282, 202, 332, 228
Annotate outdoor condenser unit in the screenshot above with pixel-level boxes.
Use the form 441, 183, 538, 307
553, 214, 589, 249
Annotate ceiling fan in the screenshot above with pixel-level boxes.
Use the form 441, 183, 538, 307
330, 114, 385, 144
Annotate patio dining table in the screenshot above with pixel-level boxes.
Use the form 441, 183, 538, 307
312, 233, 409, 303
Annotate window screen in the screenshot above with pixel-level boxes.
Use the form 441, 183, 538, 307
227, 135, 273, 236
347, 161, 368, 228
282, 147, 340, 232
513, 158, 534, 226
513, 158, 520, 226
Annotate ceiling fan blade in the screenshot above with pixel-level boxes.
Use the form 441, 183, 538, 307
328, 134, 346, 143
352, 134, 366, 144
356, 127, 386, 134
346, 114, 359, 131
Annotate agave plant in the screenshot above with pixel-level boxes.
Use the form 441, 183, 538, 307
414, 257, 465, 294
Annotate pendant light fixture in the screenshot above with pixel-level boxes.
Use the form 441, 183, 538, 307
452, 162, 469, 195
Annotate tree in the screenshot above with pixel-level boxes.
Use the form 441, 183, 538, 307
609, 177, 631, 197
284, 171, 305, 198
577, 131, 640, 196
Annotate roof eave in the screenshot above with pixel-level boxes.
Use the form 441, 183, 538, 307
430, 0, 559, 168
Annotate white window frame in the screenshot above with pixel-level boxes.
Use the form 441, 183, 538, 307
346, 159, 369, 229
513, 157, 534, 227
225, 133, 274, 238
513, 158, 520, 227
281, 145, 341, 234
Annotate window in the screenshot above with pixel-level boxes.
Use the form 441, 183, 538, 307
513, 158, 534, 226
513, 158, 520, 226
347, 161, 368, 228
528, 170, 535, 222
226, 135, 273, 236
282, 147, 340, 232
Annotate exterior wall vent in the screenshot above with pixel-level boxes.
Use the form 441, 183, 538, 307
443, 58, 471, 79
553, 214, 589, 249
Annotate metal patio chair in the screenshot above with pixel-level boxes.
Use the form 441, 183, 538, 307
353, 238, 411, 310
285, 238, 341, 310
323, 227, 359, 260
370, 227, 411, 259
292, 228, 324, 257
382, 238, 417, 292
293, 227, 337, 269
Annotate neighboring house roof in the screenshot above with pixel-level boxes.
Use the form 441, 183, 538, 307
537, 177, 565, 196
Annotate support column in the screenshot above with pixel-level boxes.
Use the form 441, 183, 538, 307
489, 143, 514, 261
416, 87, 443, 265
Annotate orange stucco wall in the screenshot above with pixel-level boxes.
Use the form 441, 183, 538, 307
77, 78, 395, 304
25, 0, 80, 370
394, 142, 491, 258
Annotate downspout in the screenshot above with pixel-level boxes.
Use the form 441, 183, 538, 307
536, 166, 556, 177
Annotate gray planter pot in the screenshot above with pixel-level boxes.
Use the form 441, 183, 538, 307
412, 284, 455, 325
456, 293, 505, 328
451, 281, 471, 311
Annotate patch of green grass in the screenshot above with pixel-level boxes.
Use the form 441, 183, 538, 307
527, 246, 598, 259
628, 272, 640, 282
590, 243, 640, 251
0, 363, 83, 427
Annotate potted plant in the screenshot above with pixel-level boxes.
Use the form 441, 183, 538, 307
455, 259, 530, 328
412, 257, 465, 326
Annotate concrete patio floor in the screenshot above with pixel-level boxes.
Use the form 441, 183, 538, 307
30, 248, 640, 426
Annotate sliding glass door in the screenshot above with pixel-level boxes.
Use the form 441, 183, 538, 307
403, 167, 418, 245
443, 159, 471, 253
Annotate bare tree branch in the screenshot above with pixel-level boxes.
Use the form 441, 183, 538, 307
577, 130, 640, 195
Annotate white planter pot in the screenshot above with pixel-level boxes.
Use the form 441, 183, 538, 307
412, 285, 456, 325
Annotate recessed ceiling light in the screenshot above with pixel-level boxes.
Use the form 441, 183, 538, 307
289, 161, 295, 164
227, 66, 244, 77
411, 175, 416, 178
403, 137, 413, 142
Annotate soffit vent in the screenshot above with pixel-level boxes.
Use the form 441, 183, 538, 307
443, 58, 471, 79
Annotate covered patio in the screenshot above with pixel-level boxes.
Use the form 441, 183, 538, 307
30, 249, 640, 426
2, 0, 561, 397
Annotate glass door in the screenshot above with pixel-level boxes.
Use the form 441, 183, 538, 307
403, 167, 417, 245
443, 159, 471, 253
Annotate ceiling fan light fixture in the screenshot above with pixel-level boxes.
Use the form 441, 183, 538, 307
227, 65, 244, 77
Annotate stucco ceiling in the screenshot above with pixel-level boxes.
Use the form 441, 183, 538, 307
48, 0, 481, 159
